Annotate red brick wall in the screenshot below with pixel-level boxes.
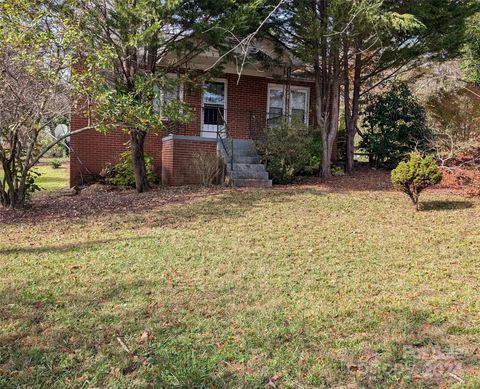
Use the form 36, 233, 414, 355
161, 136, 218, 185
176, 73, 316, 139
69, 120, 164, 186
69, 73, 317, 187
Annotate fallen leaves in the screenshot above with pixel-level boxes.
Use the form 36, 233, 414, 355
0, 185, 227, 225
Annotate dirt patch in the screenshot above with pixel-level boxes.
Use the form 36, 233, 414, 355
437, 168, 480, 197
290, 168, 393, 192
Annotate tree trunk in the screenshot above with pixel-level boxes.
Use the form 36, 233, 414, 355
346, 132, 355, 172
130, 130, 149, 193
320, 131, 331, 179
345, 44, 362, 174
0, 179, 27, 209
11, 189, 27, 209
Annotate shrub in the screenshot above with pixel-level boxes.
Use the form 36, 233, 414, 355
50, 159, 62, 169
391, 152, 443, 211
107, 150, 157, 187
21, 169, 43, 203
331, 165, 345, 176
256, 121, 321, 184
191, 151, 221, 186
361, 83, 432, 168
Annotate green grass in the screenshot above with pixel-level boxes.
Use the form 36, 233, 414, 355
34, 163, 69, 191
0, 159, 69, 193
1, 186, 480, 387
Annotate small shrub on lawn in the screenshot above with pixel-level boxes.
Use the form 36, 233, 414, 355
107, 150, 157, 187
391, 152, 442, 211
49, 159, 62, 169
191, 151, 221, 186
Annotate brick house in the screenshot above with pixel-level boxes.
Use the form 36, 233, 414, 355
70, 48, 317, 187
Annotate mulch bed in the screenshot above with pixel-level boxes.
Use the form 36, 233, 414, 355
1, 167, 477, 225
0, 185, 229, 225
289, 167, 394, 192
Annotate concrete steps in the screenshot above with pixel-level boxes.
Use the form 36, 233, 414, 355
218, 140, 272, 188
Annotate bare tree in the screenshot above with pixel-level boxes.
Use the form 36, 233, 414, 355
0, 2, 94, 208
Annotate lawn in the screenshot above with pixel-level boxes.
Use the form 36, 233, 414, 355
35, 163, 69, 192
1, 174, 480, 388
0, 159, 69, 192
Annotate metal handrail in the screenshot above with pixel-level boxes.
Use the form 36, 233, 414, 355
215, 107, 234, 172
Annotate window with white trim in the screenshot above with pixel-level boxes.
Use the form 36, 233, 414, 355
267, 84, 310, 125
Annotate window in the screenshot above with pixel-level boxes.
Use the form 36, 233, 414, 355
153, 76, 183, 116
291, 90, 307, 124
267, 84, 310, 125
203, 82, 225, 106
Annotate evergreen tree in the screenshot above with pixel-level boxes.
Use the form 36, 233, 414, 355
463, 12, 480, 84
360, 83, 431, 168
66, 0, 276, 192
276, 0, 421, 177
343, 0, 479, 173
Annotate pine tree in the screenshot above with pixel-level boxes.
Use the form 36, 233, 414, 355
67, 0, 276, 192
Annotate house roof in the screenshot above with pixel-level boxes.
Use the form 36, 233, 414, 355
160, 38, 313, 81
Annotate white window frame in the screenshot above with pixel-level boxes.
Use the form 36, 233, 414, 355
201, 78, 228, 137
267, 83, 310, 125
202, 79, 227, 110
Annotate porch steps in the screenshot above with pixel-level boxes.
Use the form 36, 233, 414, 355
233, 156, 260, 164
218, 139, 272, 188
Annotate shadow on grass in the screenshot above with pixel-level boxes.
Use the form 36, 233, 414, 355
0, 186, 323, 226
1, 272, 473, 388
0, 188, 323, 255
421, 200, 474, 212
0, 273, 245, 388
0, 236, 149, 256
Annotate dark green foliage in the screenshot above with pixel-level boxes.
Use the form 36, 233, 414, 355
463, 12, 480, 84
256, 121, 321, 184
391, 152, 442, 211
385, 0, 480, 61
108, 151, 157, 187
49, 160, 62, 169
23, 169, 43, 203
360, 83, 431, 168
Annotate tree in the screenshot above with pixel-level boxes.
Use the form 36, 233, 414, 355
276, 1, 352, 178
342, 1, 423, 173
0, 0, 92, 208
360, 83, 431, 168
391, 152, 442, 211
463, 12, 480, 85
67, 0, 276, 193
426, 86, 480, 165
276, 0, 422, 178
343, 0, 479, 173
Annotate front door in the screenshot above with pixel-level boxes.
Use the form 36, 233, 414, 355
201, 81, 226, 138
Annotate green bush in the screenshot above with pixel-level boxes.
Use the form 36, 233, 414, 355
256, 121, 321, 184
331, 165, 345, 176
107, 150, 157, 187
20, 169, 43, 203
391, 152, 442, 211
49, 159, 62, 169
361, 83, 432, 168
